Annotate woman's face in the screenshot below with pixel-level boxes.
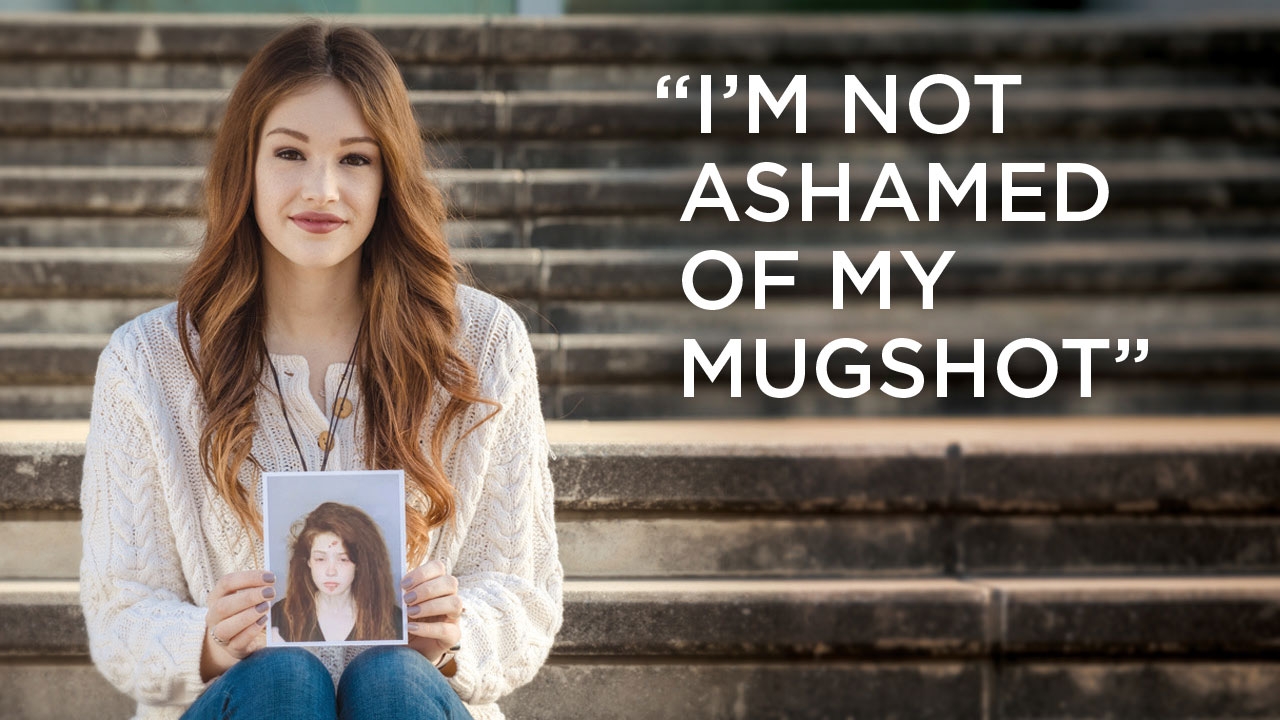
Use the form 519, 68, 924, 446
253, 78, 384, 276
308, 531, 356, 597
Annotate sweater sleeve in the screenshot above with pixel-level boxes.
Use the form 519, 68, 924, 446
79, 335, 211, 706
447, 315, 565, 706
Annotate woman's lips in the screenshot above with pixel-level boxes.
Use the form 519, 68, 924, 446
292, 217, 344, 234
323, 582, 339, 591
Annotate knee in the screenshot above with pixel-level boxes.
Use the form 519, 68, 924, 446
338, 646, 452, 707
226, 647, 335, 703
236, 647, 331, 681
339, 646, 441, 691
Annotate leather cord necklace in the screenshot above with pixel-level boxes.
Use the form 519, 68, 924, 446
266, 316, 365, 472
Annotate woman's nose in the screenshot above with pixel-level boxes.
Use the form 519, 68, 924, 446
326, 560, 338, 575
302, 162, 340, 204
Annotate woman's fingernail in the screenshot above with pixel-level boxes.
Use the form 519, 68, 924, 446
404, 591, 417, 604
263, 587, 276, 599
401, 576, 413, 589
257, 614, 268, 625
255, 601, 269, 613
263, 572, 275, 584
408, 623, 419, 632
408, 604, 420, 616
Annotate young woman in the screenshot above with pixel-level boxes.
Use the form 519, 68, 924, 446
271, 502, 403, 644
78, 20, 564, 720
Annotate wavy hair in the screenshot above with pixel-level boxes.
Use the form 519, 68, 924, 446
281, 502, 398, 642
176, 21, 499, 565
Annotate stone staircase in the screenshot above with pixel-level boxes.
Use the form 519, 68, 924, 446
1, 12, 1280, 719
0, 14, 1278, 418
4, 418, 1280, 718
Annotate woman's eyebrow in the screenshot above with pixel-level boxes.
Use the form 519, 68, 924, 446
265, 127, 378, 146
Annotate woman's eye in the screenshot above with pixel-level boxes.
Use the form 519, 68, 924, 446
276, 148, 303, 160
344, 154, 371, 167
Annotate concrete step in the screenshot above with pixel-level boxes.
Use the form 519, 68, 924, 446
5, 134, 1267, 173
1, 161, 1275, 219
8, 291, 1276, 336
2, 214, 1275, 253
5, 432, 1278, 577
4, 376, 1278, 420
0, 14, 1273, 66
6, 576, 1280, 658
485, 61, 1279, 94
8, 513, 1280, 580
489, 137, 1271, 173
2, 214, 1275, 252
535, 295, 1279, 334
6, 659, 1280, 720
8, 418, 1279, 511
3, 324, 1276, 385
1, 56, 1270, 92
554, 380, 1280, 418
2, 87, 1275, 143
4, 243, 1277, 302
0, 216, 518, 249
525, 213, 1280, 249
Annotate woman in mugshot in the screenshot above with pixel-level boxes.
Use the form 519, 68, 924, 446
78, 20, 563, 720
271, 502, 403, 644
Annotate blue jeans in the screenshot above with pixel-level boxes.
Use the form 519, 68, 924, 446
180, 646, 475, 720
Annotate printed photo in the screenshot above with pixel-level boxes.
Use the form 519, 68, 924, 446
262, 470, 408, 647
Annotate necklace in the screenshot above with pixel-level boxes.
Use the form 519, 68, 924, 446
266, 316, 365, 472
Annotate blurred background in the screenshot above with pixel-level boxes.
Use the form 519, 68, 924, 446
1, 3, 1278, 719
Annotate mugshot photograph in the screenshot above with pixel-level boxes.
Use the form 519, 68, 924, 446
269, 502, 405, 644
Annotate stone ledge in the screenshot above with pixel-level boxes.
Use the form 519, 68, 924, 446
13, 513, 1280, 580
0, 217, 513, 250
7, 658, 1280, 720
0, 161, 1277, 218
7, 577, 1280, 659
6, 242, 1279, 300
541, 296, 1278, 336
549, 379, 1280, 419
5, 377, 1279, 421
5, 293, 1271, 335
10, 658, 1280, 720
0, 660, 982, 720
10, 330, 1274, 385
0, 14, 1275, 63
4, 439, 1277, 513
0, 87, 1274, 141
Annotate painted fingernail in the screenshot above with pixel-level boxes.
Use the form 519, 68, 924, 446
401, 577, 413, 589
408, 604, 421, 616
263, 572, 275, 584
255, 601, 269, 613
263, 587, 276, 599
404, 591, 417, 604
408, 623, 419, 632
257, 614, 268, 625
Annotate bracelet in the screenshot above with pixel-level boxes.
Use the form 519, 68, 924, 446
434, 644, 461, 669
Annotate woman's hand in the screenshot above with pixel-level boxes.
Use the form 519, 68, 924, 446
200, 570, 275, 682
402, 559, 464, 667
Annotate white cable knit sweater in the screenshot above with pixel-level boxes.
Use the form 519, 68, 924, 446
79, 284, 565, 720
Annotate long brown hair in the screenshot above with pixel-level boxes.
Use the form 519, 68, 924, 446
282, 502, 398, 642
177, 21, 499, 565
